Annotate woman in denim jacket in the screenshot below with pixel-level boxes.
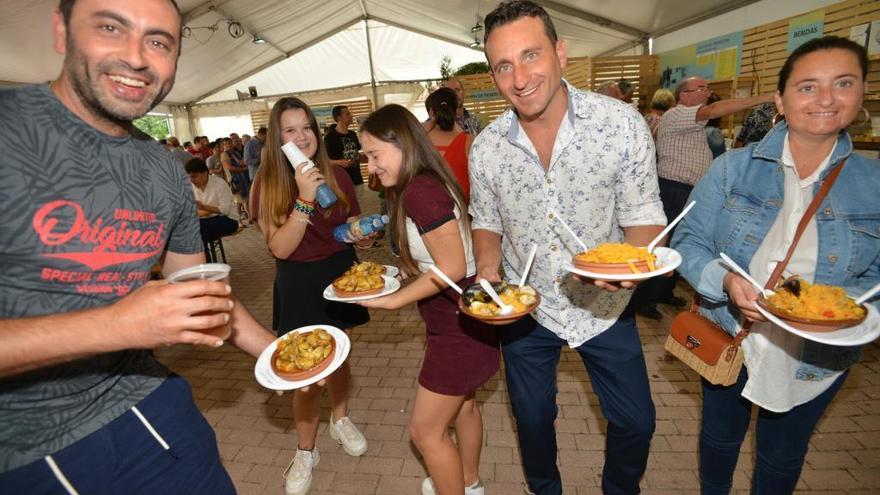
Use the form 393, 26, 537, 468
671, 36, 879, 495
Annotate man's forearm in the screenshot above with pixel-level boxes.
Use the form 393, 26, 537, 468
624, 225, 666, 247
472, 229, 503, 278
698, 95, 774, 121
227, 297, 275, 357
0, 307, 116, 378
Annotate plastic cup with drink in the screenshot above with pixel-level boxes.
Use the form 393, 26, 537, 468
166, 263, 233, 341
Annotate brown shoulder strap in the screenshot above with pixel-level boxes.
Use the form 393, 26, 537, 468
763, 159, 845, 287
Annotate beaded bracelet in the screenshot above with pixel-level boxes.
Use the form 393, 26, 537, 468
293, 200, 315, 216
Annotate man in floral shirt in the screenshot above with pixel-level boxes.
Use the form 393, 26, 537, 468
469, 2, 667, 494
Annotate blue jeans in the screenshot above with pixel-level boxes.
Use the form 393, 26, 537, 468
700, 367, 848, 495
501, 312, 655, 495
0, 375, 234, 495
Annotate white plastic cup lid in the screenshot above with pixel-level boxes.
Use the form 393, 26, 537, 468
166, 263, 231, 283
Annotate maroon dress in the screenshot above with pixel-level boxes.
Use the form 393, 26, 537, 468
403, 175, 500, 396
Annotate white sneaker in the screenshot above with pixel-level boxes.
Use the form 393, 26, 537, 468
282, 448, 320, 495
328, 416, 368, 456
421, 477, 485, 495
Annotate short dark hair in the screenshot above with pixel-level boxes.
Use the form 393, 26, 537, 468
184, 157, 208, 174
58, 0, 183, 53
617, 79, 633, 96
59, 0, 182, 27
778, 35, 868, 94
484, 1, 558, 46
331, 105, 348, 122
257, 126, 268, 135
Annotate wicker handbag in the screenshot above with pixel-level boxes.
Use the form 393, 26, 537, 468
666, 298, 750, 386
665, 160, 846, 386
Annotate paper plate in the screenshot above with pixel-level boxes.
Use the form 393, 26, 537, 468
254, 325, 351, 390
755, 297, 867, 333
323, 274, 401, 302
565, 247, 682, 282
754, 302, 880, 347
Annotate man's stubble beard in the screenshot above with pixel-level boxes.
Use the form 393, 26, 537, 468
64, 35, 175, 125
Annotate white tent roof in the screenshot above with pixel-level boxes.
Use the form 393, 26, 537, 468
0, 0, 760, 106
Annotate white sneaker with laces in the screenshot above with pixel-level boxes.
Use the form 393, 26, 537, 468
328, 416, 368, 456
421, 477, 485, 495
283, 448, 320, 495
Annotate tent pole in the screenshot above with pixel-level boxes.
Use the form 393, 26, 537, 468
363, 18, 379, 109
186, 105, 197, 140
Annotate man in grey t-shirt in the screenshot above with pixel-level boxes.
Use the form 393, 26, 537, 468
0, 0, 278, 492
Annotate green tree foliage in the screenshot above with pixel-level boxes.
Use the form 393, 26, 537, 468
439, 55, 453, 80
133, 115, 171, 140
454, 61, 490, 76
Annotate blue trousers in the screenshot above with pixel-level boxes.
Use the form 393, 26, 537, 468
0, 375, 234, 495
501, 312, 655, 495
700, 367, 848, 495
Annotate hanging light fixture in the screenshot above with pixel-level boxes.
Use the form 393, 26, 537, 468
468, 0, 482, 48
252, 35, 266, 44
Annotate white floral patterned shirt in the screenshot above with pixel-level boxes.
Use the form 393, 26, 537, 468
469, 82, 666, 347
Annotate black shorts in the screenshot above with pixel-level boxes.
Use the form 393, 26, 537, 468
272, 247, 370, 335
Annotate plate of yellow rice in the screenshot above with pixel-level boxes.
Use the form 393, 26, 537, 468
567, 245, 681, 281
756, 280, 867, 332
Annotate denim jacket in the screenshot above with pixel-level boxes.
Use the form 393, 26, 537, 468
671, 123, 880, 381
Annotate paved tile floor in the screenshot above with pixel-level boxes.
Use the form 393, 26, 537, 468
156, 186, 880, 495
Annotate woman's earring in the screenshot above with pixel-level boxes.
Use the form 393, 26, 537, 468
771, 113, 785, 126
856, 107, 871, 125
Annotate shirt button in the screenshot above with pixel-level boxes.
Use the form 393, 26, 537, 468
551, 245, 558, 252
827, 254, 838, 263
546, 177, 553, 184
823, 207, 832, 216
548, 212, 555, 220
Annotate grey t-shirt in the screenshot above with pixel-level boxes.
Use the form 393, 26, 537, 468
0, 85, 203, 472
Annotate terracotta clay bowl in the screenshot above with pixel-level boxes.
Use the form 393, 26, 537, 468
271, 333, 337, 381
457, 283, 541, 326
332, 283, 385, 298
572, 257, 653, 275
756, 297, 867, 333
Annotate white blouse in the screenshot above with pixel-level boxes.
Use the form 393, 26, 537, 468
405, 204, 475, 277
742, 136, 842, 412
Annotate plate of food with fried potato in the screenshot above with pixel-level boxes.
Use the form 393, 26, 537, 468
254, 325, 351, 390
323, 261, 401, 302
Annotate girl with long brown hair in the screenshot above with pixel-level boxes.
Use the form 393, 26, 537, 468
358, 104, 498, 495
251, 97, 369, 495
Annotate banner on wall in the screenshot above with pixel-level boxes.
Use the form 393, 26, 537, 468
787, 10, 824, 52
469, 88, 501, 102
310, 105, 334, 124
659, 32, 744, 88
